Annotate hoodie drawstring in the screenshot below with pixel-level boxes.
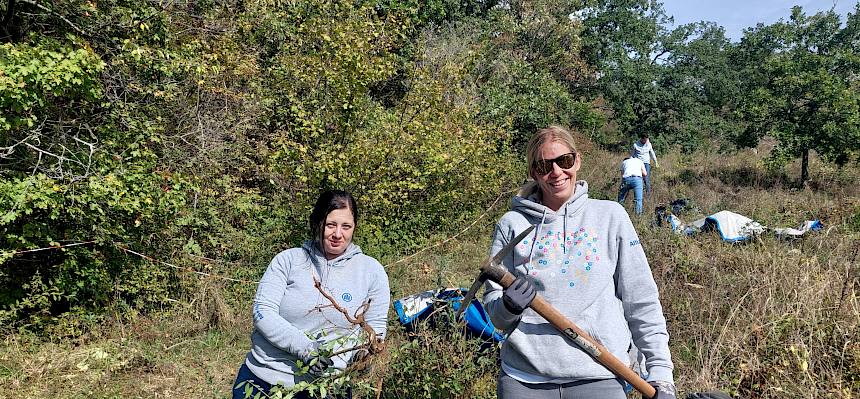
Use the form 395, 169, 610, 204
563, 206, 568, 254
527, 209, 548, 268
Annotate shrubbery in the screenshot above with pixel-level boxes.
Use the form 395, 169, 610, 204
1, 0, 600, 333
379, 311, 499, 399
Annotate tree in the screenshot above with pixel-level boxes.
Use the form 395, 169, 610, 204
577, 0, 673, 142
468, 0, 599, 147
578, 1, 743, 150
736, 5, 860, 183
648, 22, 743, 151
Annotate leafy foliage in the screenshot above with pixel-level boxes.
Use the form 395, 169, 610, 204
471, 3, 601, 148
379, 309, 499, 399
578, 0, 672, 143
736, 5, 860, 182
654, 22, 742, 151
0, 39, 104, 133
0, 0, 531, 332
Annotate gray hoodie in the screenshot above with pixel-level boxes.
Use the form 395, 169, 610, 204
245, 240, 390, 386
483, 181, 673, 383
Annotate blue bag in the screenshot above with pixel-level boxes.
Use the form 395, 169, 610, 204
393, 288, 504, 342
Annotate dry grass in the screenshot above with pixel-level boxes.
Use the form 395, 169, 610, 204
650, 230, 858, 398
0, 291, 250, 399
629, 144, 859, 398
1, 141, 858, 398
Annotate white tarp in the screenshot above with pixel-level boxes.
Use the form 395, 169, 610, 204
664, 210, 821, 242
696, 210, 766, 242
773, 220, 824, 239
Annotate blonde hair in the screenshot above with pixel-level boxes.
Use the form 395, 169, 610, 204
519, 125, 579, 197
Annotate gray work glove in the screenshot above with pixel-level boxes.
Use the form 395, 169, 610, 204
650, 381, 677, 399
302, 342, 334, 375
502, 276, 536, 315
350, 347, 369, 364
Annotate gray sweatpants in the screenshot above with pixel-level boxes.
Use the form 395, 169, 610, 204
497, 372, 627, 399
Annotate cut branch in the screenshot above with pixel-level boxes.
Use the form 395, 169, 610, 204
0, 134, 33, 158
312, 277, 385, 371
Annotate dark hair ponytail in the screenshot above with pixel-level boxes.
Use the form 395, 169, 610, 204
309, 190, 359, 243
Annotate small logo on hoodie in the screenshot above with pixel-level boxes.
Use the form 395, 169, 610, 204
630, 239, 640, 247
342, 293, 353, 302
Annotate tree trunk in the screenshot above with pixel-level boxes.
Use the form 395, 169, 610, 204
800, 147, 809, 185
2, 0, 15, 38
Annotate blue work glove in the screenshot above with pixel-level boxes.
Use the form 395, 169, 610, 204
650, 381, 677, 399
302, 342, 334, 375
502, 276, 536, 315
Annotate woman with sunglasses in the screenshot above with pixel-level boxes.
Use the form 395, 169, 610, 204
482, 126, 675, 399
232, 190, 390, 399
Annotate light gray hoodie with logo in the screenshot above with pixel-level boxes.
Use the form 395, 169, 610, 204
483, 181, 674, 384
244, 240, 390, 386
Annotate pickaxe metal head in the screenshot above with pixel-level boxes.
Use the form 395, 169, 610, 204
456, 225, 535, 319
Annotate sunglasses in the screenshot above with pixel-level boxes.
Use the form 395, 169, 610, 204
533, 152, 576, 175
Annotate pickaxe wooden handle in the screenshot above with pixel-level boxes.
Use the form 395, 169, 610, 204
480, 254, 658, 399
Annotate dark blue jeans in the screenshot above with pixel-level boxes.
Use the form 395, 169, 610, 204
232, 363, 352, 399
233, 363, 272, 399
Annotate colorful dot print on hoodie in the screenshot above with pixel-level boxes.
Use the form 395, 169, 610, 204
482, 181, 674, 384
518, 227, 603, 298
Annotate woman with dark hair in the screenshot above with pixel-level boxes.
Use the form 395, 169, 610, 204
483, 126, 675, 398
232, 190, 390, 399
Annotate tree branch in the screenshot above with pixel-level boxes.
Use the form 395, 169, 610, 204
0, 133, 33, 158
18, 0, 89, 37
651, 49, 669, 65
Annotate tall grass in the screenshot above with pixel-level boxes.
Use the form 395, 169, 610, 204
589, 143, 859, 398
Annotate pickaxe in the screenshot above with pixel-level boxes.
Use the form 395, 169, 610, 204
457, 225, 660, 398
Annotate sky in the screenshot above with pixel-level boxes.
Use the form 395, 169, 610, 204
659, 0, 858, 41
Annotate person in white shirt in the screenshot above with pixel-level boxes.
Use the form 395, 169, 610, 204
630, 133, 657, 196
618, 156, 648, 215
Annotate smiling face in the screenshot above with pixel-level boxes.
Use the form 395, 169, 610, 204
321, 207, 355, 260
532, 140, 580, 211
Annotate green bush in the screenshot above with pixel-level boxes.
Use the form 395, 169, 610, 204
379, 309, 499, 399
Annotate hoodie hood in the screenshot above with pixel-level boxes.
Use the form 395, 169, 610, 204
300, 239, 362, 269
512, 180, 589, 222
511, 180, 589, 265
